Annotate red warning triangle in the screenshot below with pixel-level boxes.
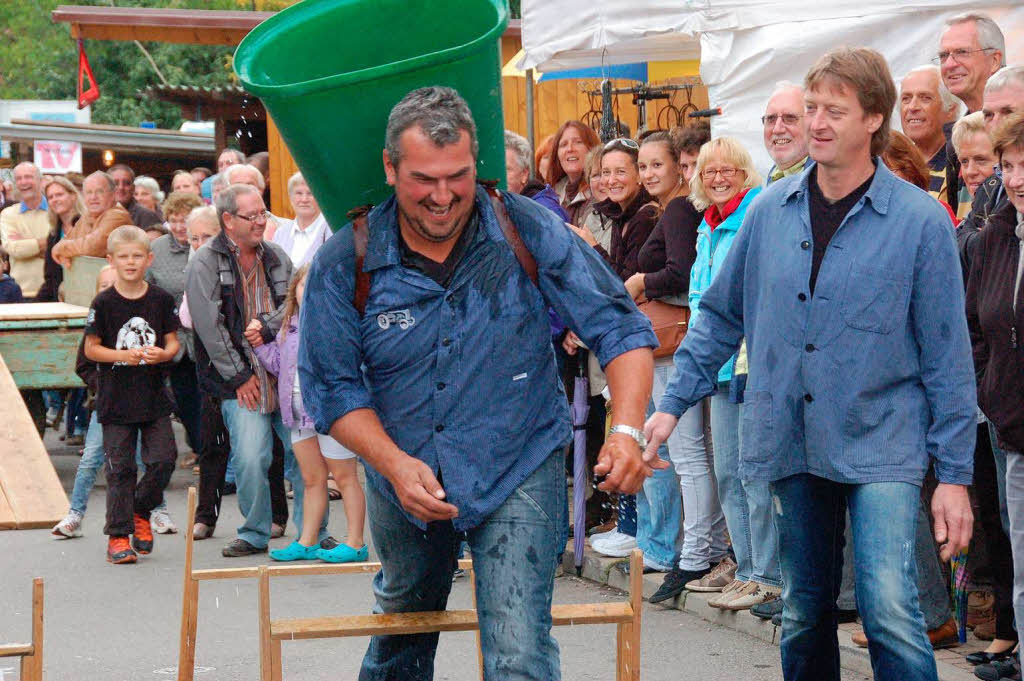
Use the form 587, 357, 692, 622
77, 39, 100, 109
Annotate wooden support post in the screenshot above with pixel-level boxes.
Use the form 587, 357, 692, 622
178, 487, 199, 681
627, 549, 642, 681
270, 639, 283, 681
258, 566, 272, 681
19, 577, 43, 681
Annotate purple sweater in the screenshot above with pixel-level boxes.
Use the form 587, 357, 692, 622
253, 318, 313, 430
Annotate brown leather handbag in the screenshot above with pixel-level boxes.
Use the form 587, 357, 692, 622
637, 297, 689, 359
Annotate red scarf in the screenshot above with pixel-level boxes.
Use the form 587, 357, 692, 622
704, 188, 749, 231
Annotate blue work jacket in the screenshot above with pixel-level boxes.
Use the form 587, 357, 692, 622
300, 185, 657, 530
660, 161, 976, 486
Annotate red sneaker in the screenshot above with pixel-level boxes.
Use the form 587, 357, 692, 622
107, 536, 138, 564
132, 514, 154, 554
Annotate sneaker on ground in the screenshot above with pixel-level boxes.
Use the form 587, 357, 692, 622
452, 568, 466, 581
150, 508, 178, 534
107, 536, 138, 564
721, 582, 781, 611
707, 579, 747, 608
587, 526, 618, 545
650, 565, 711, 604
972, 656, 1020, 681
52, 510, 84, 539
590, 531, 639, 557
131, 514, 154, 554
222, 538, 267, 557
686, 556, 737, 592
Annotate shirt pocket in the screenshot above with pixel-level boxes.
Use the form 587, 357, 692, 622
740, 390, 773, 465
839, 265, 910, 335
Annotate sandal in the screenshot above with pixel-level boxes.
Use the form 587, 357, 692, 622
270, 541, 320, 562
328, 488, 342, 501
316, 543, 369, 563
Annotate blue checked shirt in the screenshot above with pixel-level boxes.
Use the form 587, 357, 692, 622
300, 185, 657, 530
659, 161, 976, 486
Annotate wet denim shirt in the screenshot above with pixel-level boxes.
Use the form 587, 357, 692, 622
659, 161, 976, 487
300, 185, 657, 530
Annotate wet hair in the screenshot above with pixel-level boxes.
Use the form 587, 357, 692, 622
385, 86, 479, 168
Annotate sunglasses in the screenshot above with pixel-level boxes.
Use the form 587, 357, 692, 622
604, 137, 640, 151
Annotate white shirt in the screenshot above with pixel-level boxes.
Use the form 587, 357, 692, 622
277, 213, 329, 267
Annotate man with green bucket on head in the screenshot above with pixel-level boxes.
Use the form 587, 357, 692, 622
299, 86, 663, 679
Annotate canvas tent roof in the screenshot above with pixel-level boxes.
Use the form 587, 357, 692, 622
520, 0, 1024, 170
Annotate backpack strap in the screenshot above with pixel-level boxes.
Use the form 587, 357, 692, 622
348, 204, 373, 316
482, 184, 539, 287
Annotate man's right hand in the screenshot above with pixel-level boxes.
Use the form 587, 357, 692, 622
236, 375, 261, 411
385, 453, 459, 523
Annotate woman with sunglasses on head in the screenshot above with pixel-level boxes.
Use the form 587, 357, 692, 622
547, 121, 602, 226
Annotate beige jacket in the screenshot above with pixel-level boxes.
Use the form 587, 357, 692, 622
0, 203, 51, 297
51, 204, 132, 265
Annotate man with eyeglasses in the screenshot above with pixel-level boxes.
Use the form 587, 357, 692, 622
186, 183, 326, 557
763, 82, 810, 184
51, 171, 132, 266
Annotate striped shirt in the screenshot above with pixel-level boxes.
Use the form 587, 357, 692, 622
235, 243, 278, 414
927, 146, 948, 202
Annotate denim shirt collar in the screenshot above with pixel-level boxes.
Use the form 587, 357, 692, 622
363, 185, 502, 273
781, 158, 894, 217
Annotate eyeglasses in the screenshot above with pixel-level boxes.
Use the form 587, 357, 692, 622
700, 167, 742, 180
761, 113, 803, 127
604, 137, 639, 151
932, 47, 994, 65
231, 210, 270, 224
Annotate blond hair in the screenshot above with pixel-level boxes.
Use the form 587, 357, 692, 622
951, 111, 989, 156
106, 225, 150, 254
45, 175, 86, 236
185, 205, 220, 238
688, 137, 763, 211
279, 263, 311, 343
95, 265, 115, 293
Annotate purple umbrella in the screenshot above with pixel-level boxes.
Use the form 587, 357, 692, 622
572, 351, 590, 576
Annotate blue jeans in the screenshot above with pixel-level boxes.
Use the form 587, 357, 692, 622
359, 450, 567, 681
636, 396, 681, 570
711, 391, 781, 586
220, 401, 325, 548
772, 474, 936, 681
70, 412, 159, 514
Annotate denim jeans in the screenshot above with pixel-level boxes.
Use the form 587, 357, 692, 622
220, 400, 325, 548
710, 390, 781, 586
70, 411, 156, 515
771, 474, 936, 681
653, 362, 728, 571
1004, 451, 1024, 671
636, 393, 681, 570
359, 450, 567, 681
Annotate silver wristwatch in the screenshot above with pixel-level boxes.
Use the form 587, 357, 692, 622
609, 424, 647, 450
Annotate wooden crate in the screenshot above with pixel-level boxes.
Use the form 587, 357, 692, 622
0, 303, 88, 390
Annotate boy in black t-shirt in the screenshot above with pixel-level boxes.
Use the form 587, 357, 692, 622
84, 225, 180, 564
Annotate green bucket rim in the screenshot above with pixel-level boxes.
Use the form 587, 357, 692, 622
234, 0, 509, 99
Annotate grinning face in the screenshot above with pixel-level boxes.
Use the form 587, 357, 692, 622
763, 87, 808, 170
557, 126, 589, 181
638, 141, 680, 202
1001, 146, 1024, 215
383, 126, 477, 246
223, 190, 267, 250
805, 79, 882, 170
166, 212, 189, 244
900, 70, 953, 153
14, 164, 41, 205
957, 131, 998, 197
700, 150, 746, 210
109, 168, 134, 205
939, 21, 1002, 107
601, 150, 641, 208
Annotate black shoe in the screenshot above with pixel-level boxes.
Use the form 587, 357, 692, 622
968, 650, 1017, 666
319, 536, 339, 550
974, 657, 1021, 680
222, 482, 237, 495
221, 538, 267, 557
649, 566, 710, 604
616, 561, 663, 576
771, 612, 782, 627
750, 598, 784, 620
837, 608, 859, 624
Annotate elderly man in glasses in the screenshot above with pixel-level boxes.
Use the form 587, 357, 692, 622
186, 183, 326, 557
762, 82, 810, 184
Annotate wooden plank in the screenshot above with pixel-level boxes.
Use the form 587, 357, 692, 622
192, 558, 474, 581
178, 487, 199, 681
26, 578, 43, 681
0, 644, 33, 657
258, 567, 272, 681
0, 327, 86, 389
0, 302, 88, 321
0, 355, 68, 529
551, 602, 633, 626
0, 486, 17, 530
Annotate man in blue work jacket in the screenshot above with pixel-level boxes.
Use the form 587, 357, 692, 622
299, 87, 660, 681
645, 48, 976, 681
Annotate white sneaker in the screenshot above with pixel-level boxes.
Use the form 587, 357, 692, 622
52, 510, 83, 539
150, 508, 178, 534
590, 531, 639, 557
588, 526, 619, 545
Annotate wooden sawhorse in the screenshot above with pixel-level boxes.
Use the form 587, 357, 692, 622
0, 577, 44, 681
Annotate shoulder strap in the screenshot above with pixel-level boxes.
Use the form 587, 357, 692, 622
348, 204, 373, 315
482, 185, 539, 287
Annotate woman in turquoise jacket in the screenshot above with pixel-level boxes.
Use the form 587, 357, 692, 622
680, 137, 783, 611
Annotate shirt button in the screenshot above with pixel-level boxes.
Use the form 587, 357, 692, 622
436, 382, 446, 391
797, 293, 807, 301
435, 424, 444, 432
805, 344, 815, 352
804, 393, 814, 403
801, 240, 810, 250
442, 337, 452, 347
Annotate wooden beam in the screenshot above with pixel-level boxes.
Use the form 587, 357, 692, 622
74, 23, 250, 46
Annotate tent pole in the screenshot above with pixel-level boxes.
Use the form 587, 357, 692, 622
525, 68, 536, 158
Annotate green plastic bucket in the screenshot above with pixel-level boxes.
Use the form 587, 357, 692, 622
234, 0, 508, 230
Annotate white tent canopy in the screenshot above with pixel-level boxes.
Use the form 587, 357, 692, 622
521, 0, 1024, 171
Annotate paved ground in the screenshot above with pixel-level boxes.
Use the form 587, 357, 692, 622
0, 427, 875, 681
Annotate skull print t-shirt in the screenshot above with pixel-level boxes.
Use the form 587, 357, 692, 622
84, 283, 180, 424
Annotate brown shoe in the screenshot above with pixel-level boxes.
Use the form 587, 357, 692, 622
852, 619, 961, 650
686, 557, 737, 592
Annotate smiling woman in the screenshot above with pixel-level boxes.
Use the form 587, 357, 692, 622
547, 121, 601, 225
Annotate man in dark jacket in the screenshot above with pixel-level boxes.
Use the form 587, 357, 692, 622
186, 183, 325, 557
109, 164, 162, 230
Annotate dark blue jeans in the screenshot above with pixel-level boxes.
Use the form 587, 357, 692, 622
359, 450, 567, 681
771, 473, 936, 681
